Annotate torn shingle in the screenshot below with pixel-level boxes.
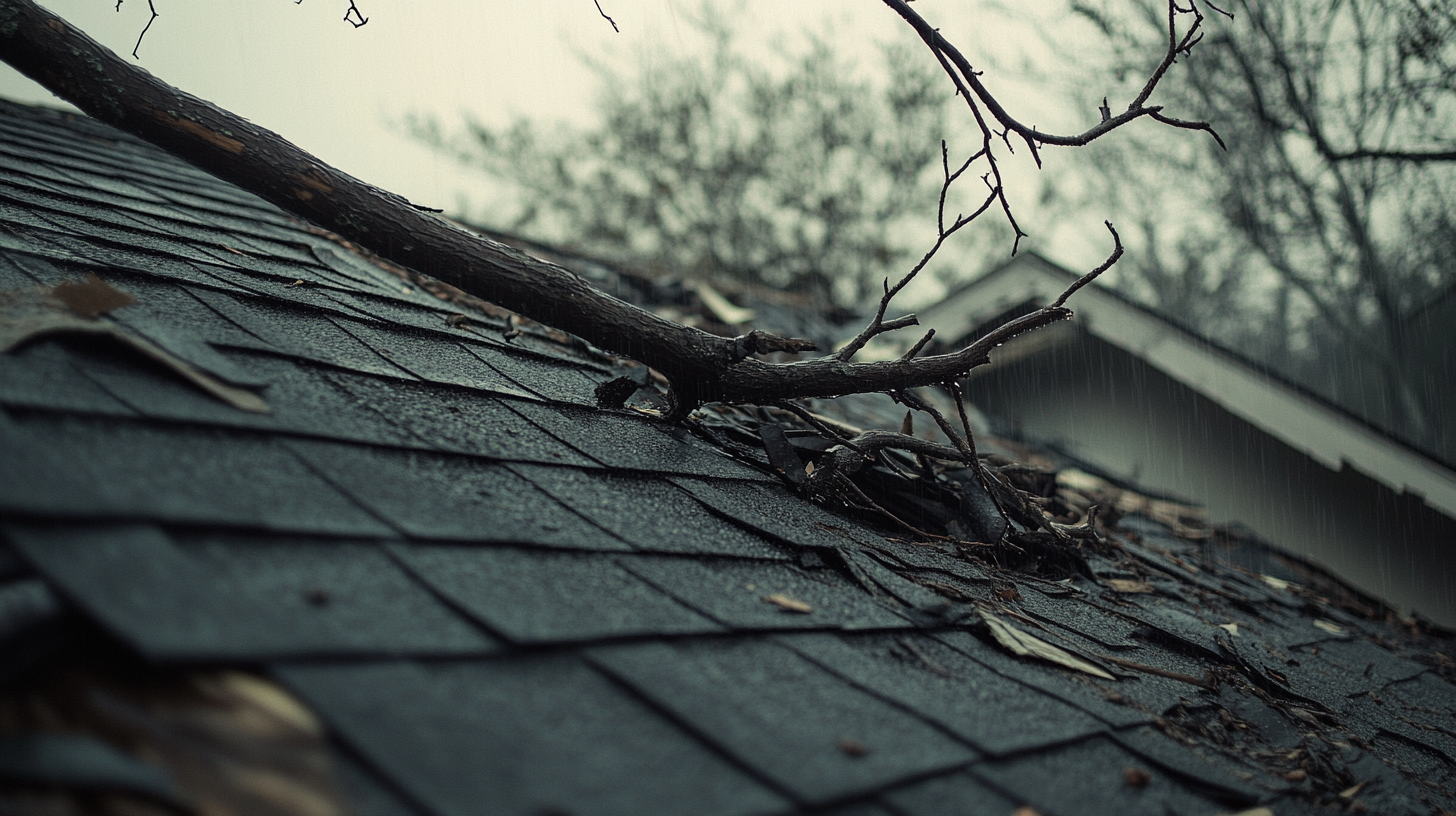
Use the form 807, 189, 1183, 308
2, 97, 1454, 816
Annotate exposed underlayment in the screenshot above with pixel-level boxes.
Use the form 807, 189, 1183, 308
0, 98, 1453, 816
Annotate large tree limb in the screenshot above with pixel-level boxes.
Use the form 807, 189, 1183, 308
0, 0, 1106, 410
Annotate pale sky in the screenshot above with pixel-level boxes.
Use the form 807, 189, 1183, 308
0, 1, 1158, 282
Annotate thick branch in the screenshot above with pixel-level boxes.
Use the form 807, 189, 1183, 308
0, 0, 1113, 410
0, 0, 752, 405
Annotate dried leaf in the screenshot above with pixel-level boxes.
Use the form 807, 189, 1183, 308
1283, 769, 1307, 781
1107, 579, 1153, 594
979, 610, 1115, 680
1312, 619, 1345, 635
1123, 767, 1151, 786
836, 737, 869, 757
1339, 781, 1367, 799
51, 274, 136, 317
1261, 574, 1293, 591
1, 284, 269, 414
900, 410, 914, 437
762, 593, 813, 614
1217, 623, 1240, 636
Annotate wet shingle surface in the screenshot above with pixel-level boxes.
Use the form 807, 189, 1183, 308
2, 98, 1453, 816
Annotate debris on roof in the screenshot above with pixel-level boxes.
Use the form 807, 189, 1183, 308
0, 97, 1453, 816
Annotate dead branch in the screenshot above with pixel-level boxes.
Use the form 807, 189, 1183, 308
883, 0, 1226, 155
593, 0, 619, 33
0, 0, 1153, 434
837, 142, 991, 363
343, 1, 368, 27
128, 0, 158, 59
0, 0, 1131, 414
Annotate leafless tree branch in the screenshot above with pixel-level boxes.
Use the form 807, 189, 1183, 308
129, 0, 158, 59
0, 0, 1197, 549
593, 0, 619, 33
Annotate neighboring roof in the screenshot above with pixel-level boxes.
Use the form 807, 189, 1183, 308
913, 253, 1456, 523
1, 98, 1454, 816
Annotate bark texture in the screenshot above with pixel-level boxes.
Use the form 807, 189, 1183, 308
0, 0, 1072, 407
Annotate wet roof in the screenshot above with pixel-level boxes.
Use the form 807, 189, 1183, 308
0, 98, 1454, 816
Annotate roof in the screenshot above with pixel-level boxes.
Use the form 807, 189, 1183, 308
913, 253, 1456, 522
0, 98, 1454, 816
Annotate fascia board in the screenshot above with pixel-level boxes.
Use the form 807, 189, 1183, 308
923, 261, 1456, 520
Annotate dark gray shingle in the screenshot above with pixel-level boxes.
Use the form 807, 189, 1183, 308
277, 657, 790, 816
7, 523, 497, 660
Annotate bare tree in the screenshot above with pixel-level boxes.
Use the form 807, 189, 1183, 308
1074, 0, 1456, 452
0, 0, 1224, 541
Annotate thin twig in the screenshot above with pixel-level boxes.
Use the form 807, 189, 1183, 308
774, 401, 860, 450
593, 0, 619, 32
837, 176, 997, 363
900, 329, 936, 361
344, 1, 368, 27
1051, 221, 1122, 308
130, 0, 157, 59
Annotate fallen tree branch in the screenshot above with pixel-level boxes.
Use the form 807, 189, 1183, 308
0, 0, 1149, 419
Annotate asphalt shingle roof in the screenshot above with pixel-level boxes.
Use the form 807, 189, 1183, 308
0, 98, 1453, 816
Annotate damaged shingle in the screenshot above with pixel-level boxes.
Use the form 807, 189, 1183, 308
1, 97, 1453, 816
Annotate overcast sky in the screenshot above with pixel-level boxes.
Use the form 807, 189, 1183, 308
1, 1, 1144, 280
